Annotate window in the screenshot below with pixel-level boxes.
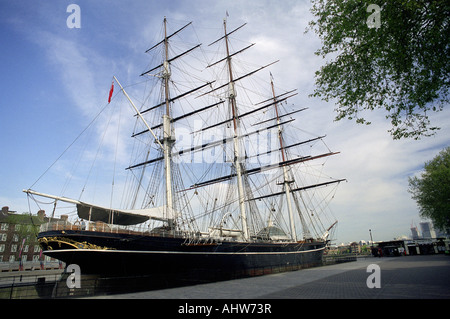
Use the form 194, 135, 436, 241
9, 255, 15, 263
11, 244, 17, 252
15, 224, 21, 231
0, 234, 6, 242
13, 234, 19, 242
34, 245, 40, 253
33, 255, 40, 262
24, 245, 29, 253
0, 244, 5, 252
0, 223, 8, 231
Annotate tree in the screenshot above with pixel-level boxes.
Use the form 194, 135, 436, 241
408, 147, 450, 232
308, 0, 449, 139
5, 213, 41, 261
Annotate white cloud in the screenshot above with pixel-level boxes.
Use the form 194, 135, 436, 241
34, 31, 106, 116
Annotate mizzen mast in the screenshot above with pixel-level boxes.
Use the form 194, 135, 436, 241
270, 76, 297, 241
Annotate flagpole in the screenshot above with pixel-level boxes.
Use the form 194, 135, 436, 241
112, 76, 165, 152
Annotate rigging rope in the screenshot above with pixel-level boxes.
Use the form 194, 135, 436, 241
28, 100, 114, 190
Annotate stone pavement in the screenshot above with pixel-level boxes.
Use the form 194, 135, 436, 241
89, 254, 450, 299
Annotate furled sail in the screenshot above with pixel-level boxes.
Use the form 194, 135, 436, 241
23, 189, 169, 226
76, 204, 170, 226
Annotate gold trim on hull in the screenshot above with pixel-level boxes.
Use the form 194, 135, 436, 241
38, 236, 113, 250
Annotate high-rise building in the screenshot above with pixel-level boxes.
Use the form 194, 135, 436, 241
410, 226, 420, 240
420, 221, 436, 239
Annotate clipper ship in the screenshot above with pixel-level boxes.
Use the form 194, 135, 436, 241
24, 18, 345, 278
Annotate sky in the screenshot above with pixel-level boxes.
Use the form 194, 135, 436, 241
1, 0, 449, 245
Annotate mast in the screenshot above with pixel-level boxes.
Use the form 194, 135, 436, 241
270, 77, 297, 241
223, 19, 249, 240
162, 17, 176, 229
135, 18, 211, 231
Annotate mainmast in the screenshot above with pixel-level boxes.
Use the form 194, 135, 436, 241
162, 17, 176, 230
270, 77, 297, 241
223, 19, 249, 240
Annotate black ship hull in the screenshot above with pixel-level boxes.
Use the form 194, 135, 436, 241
38, 230, 325, 279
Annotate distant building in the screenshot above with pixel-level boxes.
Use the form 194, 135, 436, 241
420, 221, 437, 239
411, 226, 420, 240
0, 206, 64, 270
375, 238, 449, 256
349, 242, 361, 254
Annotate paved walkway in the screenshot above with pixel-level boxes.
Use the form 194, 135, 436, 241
89, 254, 450, 299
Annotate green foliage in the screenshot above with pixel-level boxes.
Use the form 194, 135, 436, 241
308, 0, 450, 139
408, 147, 450, 231
4, 213, 40, 242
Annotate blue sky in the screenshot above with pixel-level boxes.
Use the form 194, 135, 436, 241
1, 0, 449, 244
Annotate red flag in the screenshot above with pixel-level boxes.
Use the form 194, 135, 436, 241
108, 81, 114, 103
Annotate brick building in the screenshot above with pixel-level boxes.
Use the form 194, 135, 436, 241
0, 206, 64, 270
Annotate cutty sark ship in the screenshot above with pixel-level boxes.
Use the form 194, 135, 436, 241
24, 17, 345, 279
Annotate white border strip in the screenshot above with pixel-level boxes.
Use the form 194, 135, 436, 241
45, 246, 325, 256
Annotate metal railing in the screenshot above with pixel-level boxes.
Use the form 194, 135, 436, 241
38, 221, 195, 241
39, 220, 153, 236
0, 269, 63, 299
